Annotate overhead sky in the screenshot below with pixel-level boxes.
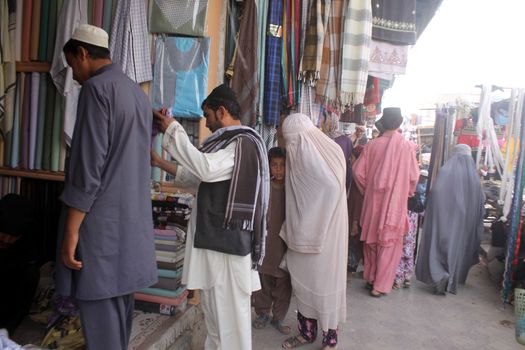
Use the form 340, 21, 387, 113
382, 0, 525, 115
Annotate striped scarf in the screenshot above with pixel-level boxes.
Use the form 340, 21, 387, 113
340, 0, 372, 106
315, 0, 344, 107
200, 127, 270, 268
299, 0, 330, 85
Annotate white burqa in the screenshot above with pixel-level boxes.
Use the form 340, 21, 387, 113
280, 113, 348, 331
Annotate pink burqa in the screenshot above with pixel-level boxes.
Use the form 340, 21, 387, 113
352, 131, 419, 245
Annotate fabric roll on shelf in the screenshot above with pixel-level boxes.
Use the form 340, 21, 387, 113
29, 0, 42, 61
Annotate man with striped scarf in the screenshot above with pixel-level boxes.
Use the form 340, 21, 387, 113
152, 84, 269, 350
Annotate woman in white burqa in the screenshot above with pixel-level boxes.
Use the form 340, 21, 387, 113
416, 143, 485, 295
280, 113, 348, 350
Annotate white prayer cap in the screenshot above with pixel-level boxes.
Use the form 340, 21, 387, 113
71, 24, 109, 49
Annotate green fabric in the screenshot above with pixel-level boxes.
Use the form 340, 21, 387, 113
102, 0, 113, 34
35, 74, 48, 170
46, 0, 58, 62
51, 92, 62, 172
158, 268, 182, 279
42, 78, 55, 170
87, 0, 93, 24
139, 287, 186, 299
38, 0, 50, 61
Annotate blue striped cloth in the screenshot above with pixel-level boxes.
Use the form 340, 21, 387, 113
263, 0, 283, 126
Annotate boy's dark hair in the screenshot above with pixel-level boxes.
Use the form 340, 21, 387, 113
63, 39, 111, 60
201, 98, 241, 120
268, 147, 286, 163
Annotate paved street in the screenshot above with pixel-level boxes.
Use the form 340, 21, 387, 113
253, 264, 520, 350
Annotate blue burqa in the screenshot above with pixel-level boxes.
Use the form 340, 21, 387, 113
416, 144, 485, 294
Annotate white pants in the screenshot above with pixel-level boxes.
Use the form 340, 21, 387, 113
201, 269, 252, 350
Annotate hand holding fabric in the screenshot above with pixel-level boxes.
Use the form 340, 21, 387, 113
153, 108, 173, 133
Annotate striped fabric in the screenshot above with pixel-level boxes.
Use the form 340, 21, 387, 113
299, 0, 330, 84
263, 0, 283, 125
340, 0, 372, 106
256, 0, 269, 125
315, 0, 344, 106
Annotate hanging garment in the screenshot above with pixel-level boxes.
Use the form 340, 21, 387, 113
110, 0, 152, 84
368, 39, 408, 81
230, 0, 259, 127
299, 0, 330, 84
281, 0, 302, 109
151, 36, 210, 118
257, 0, 269, 125
316, 0, 344, 106
50, 0, 88, 146
149, 0, 208, 36
371, 0, 416, 45
340, 0, 372, 106
263, 0, 284, 126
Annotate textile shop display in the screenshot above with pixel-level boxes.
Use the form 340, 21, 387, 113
149, 0, 208, 37
151, 36, 210, 118
502, 92, 525, 303
135, 192, 194, 315
4, 73, 64, 172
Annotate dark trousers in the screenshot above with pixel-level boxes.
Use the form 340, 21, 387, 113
77, 293, 134, 350
254, 272, 292, 321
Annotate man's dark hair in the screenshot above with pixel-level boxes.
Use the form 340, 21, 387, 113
201, 97, 241, 120
268, 147, 286, 163
63, 39, 110, 60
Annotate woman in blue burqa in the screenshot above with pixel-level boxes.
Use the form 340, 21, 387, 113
415, 144, 485, 295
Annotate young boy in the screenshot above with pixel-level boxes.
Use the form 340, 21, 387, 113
253, 147, 292, 334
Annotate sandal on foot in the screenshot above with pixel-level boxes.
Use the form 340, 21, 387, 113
271, 320, 291, 335
392, 282, 401, 290
370, 289, 384, 298
252, 314, 270, 329
403, 280, 411, 288
282, 335, 310, 349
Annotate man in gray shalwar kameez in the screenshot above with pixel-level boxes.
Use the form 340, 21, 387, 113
416, 144, 485, 295
56, 25, 157, 349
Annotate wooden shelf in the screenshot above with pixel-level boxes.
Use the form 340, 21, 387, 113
16, 61, 51, 73
0, 167, 64, 181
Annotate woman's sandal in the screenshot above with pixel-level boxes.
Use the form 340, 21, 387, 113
403, 280, 411, 288
271, 320, 291, 335
392, 282, 401, 290
282, 335, 310, 349
252, 314, 270, 329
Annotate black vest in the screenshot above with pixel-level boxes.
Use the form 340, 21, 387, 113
194, 180, 252, 256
